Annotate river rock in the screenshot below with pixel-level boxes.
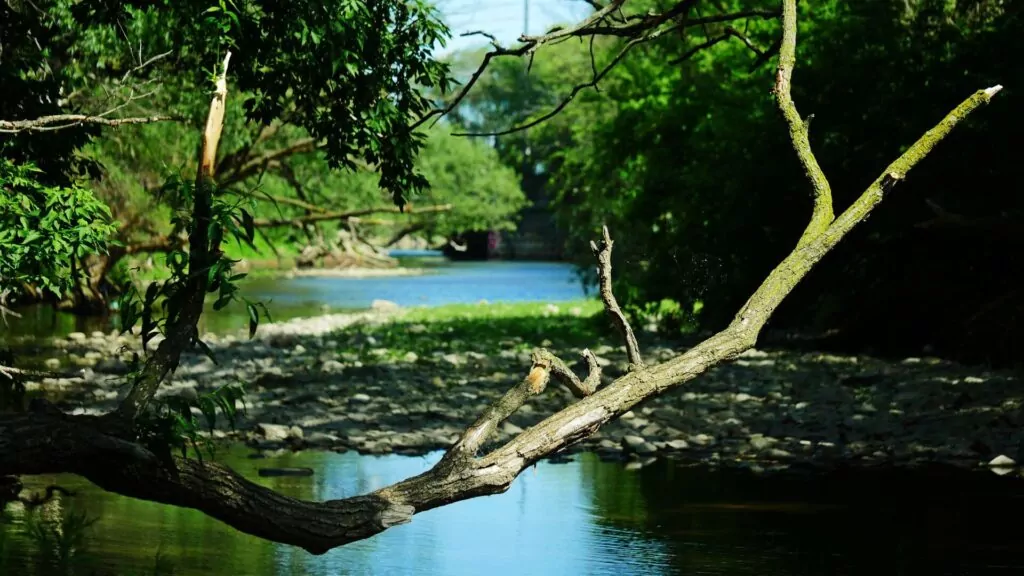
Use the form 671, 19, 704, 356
988, 454, 1016, 467
621, 435, 648, 452
665, 439, 690, 450
68, 332, 87, 342
441, 353, 462, 366
749, 435, 776, 450
256, 423, 291, 441
350, 393, 372, 403
371, 299, 400, 312
44, 358, 61, 370
321, 360, 344, 373
501, 422, 524, 435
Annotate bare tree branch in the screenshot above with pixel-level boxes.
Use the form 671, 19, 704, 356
451, 4, 777, 137
590, 226, 644, 370
774, 0, 833, 248
0, 114, 177, 134
218, 137, 318, 187
252, 204, 453, 229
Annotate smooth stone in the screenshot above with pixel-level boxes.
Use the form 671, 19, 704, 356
665, 439, 690, 450
636, 442, 658, 455
43, 358, 61, 370
256, 423, 290, 442
989, 454, 1016, 467
621, 435, 646, 451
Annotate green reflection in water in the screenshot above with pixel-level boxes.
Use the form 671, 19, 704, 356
4, 450, 1024, 576
1, 450, 673, 576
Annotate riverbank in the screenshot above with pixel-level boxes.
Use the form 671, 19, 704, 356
14, 300, 1023, 475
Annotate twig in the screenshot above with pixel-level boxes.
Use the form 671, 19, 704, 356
439, 348, 601, 467
454, 20, 681, 137
590, 226, 644, 370
252, 204, 453, 228
120, 50, 173, 84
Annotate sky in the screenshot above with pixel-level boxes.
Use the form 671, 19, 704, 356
432, 0, 594, 57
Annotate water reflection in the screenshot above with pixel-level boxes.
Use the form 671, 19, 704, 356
2, 450, 673, 576
5, 450, 1024, 575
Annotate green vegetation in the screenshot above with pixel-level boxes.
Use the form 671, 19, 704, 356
450, 0, 1020, 364
358, 299, 608, 360
1, 0, 526, 314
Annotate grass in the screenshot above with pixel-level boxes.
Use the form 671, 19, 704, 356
339, 298, 612, 363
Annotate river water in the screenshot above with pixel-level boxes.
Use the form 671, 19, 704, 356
3, 259, 1024, 574
3, 450, 1024, 575
0, 259, 589, 340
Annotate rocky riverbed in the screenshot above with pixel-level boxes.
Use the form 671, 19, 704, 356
11, 302, 1024, 475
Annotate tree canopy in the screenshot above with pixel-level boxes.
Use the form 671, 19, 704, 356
449, 0, 1020, 364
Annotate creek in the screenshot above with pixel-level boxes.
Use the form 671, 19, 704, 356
2, 256, 1023, 574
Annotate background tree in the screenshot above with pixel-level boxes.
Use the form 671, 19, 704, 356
450, 0, 1020, 364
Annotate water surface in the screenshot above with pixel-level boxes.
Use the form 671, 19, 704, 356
2, 450, 1023, 575
0, 260, 587, 341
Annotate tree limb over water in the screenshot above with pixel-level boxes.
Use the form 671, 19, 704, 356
0, 0, 1002, 555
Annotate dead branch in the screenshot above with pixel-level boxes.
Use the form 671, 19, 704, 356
252, 204, 453, 228
218, 138, 317, 187
590, 225, 644, 370
116, 51, 232, 421
384, 223, 426, 247
0, 289, 20, 324
0, 114, 177, 134
418, 1, 780, 131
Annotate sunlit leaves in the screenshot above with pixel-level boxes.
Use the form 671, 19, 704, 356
0, 158, 116, 298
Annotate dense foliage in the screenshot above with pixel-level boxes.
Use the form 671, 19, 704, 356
0, 158, 115, 298
1, 0, 463, 307
452, 0, 1020, 364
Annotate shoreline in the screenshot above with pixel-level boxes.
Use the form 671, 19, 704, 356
16, 305, 1024, 477
286, 266, 432, 278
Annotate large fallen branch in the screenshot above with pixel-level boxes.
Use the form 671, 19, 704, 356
0, 0, 1002, 557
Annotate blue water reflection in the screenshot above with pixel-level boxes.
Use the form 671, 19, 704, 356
277, 452, 672, 576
